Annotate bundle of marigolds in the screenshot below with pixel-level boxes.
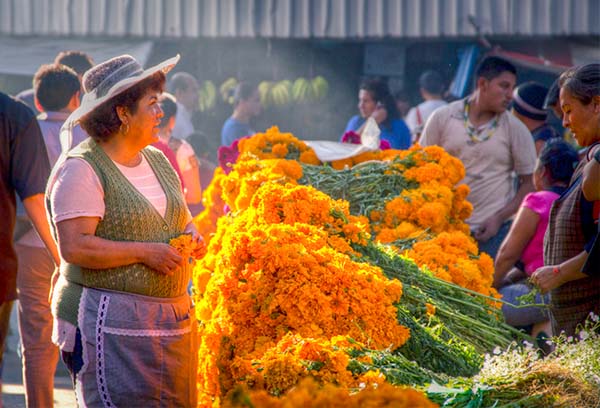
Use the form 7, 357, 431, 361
192, 129, 523, 407
194, 182, 415, 406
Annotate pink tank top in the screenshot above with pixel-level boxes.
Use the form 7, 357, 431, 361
521, 190, 561, 275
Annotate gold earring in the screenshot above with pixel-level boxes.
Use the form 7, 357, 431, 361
120, 122, 130, 135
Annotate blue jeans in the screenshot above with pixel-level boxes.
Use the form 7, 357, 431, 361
476, 221, 512, 260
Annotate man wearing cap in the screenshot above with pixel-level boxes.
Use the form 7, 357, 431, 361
512, 81, 560, 155
420, 56, 537, 259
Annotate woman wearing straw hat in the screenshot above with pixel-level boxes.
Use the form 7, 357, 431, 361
47, 54, 199, 406
531, 63, 600, 336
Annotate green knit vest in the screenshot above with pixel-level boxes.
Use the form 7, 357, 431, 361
51, 139, 190, 325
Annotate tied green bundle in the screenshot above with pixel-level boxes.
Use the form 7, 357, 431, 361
299, 159, 418, 215
355, 242, 528, 378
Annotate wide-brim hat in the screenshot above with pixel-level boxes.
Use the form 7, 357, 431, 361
68, 54, 180, 125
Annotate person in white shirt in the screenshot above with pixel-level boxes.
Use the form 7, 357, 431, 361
167, 72, 200, 140
405, 70, 448, 143
420, 57, 536, 259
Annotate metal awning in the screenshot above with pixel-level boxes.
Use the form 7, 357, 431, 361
1, 0, 598, 39
0, 38, 152, 76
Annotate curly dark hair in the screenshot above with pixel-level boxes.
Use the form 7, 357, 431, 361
79, 71, 165, 142
359, 79, 399, 128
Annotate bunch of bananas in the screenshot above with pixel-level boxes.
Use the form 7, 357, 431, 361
291, 76, 329, 103
198, 80, 217, 112
269, 80, 292, 107
219, 77, 238, 105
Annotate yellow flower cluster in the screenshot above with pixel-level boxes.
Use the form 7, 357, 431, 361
221, 159, 303, 213
222, 377, 438, 408
237, 126, 321, 164
194, 182, 409, 406
407, 232, 497, 297
230, 334, 358, 395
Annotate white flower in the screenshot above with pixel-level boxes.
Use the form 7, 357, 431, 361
493, 346, 501, 355
589, 312, 599, 322
579, 330, 589, 340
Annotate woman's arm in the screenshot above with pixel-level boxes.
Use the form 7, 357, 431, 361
582, 152, 600, 201
56, 216, 182, 275
531, 251, 589, 293
493, 206, 539, 288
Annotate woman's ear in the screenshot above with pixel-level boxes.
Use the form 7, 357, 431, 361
116, 106, 129, 124
593, 95, 600, 114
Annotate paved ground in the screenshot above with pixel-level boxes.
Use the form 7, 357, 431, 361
2, 302, 77, 408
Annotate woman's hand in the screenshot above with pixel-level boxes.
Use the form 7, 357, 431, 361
142, 243, 183, 275
370, 103, 388, 124
531, 266, 565, 293
184, 222, 205, 258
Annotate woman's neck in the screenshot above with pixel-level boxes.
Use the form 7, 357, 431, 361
100, 137, 143, 167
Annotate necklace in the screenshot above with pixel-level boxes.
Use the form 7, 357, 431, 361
463, 99, 499, 144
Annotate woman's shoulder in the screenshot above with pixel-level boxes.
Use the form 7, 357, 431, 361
522, 190, 560, 213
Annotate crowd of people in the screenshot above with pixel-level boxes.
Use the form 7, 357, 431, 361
0, 49, 598, 406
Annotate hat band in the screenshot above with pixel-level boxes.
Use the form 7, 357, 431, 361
513, 91, 547, 116
95, 60, 144, 98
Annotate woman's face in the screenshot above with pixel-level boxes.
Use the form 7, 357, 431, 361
358, 89, 377, 118
560, 88, 600, 147
128, 90, 164, 146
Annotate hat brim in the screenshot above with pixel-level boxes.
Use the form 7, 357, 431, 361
67, 54, 180, 125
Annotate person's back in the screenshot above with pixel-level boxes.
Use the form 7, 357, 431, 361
0, 91, 58, 397
405, 70, 448, 142
420, 56, 537, 259
168, 72, 200, 140
221, 82, 261, 147
15, 62, 81, 407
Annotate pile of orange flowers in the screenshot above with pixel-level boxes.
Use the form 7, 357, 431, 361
222, 376, 438, 408
193, 182, 410, 406
237, 126, 321, 164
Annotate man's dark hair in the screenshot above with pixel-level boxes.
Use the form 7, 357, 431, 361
419, 70, 445, 95
54, 51, 94, 76
475, 56, 517, 81
33, 64, 80, 112
233, 82, 257, 106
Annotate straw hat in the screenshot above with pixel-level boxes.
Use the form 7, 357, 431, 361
68, 54, 180, 125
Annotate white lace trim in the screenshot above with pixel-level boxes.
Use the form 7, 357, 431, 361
103, 325, 191, 337
76, 288, 90, 406
96, 294, 114, 407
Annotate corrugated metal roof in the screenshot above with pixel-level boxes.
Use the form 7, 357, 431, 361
1, 0, 598, 39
